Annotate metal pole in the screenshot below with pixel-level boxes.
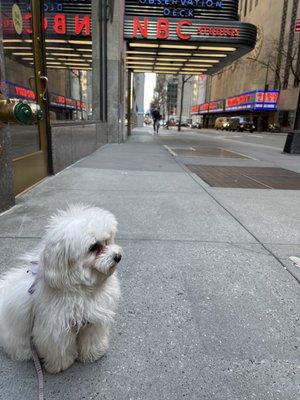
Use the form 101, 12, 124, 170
283, 88, 300, 153
264, 61, 270, 91
127, 69, 132, 137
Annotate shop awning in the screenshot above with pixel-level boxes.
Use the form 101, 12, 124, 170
124, 1, 257, 75
191, 90, 280, 115
2, 0, 92, 71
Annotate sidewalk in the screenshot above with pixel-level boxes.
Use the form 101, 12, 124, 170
0, 128, 299, 400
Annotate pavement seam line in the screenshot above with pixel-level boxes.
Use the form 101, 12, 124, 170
219, 147, 258, 161
0, 236, 258, 244
167, 147, 300, 285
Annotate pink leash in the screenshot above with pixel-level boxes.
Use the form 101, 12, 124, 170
27, 263, 45, 399
30, 337, 45, 400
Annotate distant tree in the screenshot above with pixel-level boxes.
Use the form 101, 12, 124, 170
178, 74, 192, 132
248, 36, 300, 90
151, 75, 168, 116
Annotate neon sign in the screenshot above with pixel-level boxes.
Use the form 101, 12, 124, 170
132, 17, 240, 40
225, 90, 279, 111
198, 99, 224, 113
24, 13, 91, 36
194, 90, 280, 114
15, 86, 36, 100
3, 13, 91, 37
6, 81, 85, 110
191, 105, 200, 114
138, 0, 223, 18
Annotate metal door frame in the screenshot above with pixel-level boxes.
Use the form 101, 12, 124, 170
13, 0, 50, 195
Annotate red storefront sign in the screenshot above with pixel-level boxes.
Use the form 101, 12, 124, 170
132, 17, 241, 40
295, 19, 300, 33
226, 93, 251, 108
194, 90, 280, 114
200, 103, 210, 113
3, 13, 91, 37
207, 100, 224, 113
6, 81, 85, 110
225, 90, 279, 111
15, 86, 36, 100
255, 91, 279, 103
66, 98, 77, 109
190, 105, 200, 114
198, 100, 224, 114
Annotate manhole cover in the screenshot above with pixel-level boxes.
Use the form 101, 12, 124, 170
186, 166, 300, 189
165, 146, 248, 159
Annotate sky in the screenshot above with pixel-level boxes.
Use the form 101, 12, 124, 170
144, 73, 156, 113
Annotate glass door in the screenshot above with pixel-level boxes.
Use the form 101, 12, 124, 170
1, 0, 49, 194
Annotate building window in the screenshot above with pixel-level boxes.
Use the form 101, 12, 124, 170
249, 0, 253, 12
244, 0, 248, 17
45, 1, 93, 122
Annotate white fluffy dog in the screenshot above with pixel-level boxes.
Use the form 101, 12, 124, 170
0, 205, 122, 373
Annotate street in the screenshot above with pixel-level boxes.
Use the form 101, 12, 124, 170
0, 127, 299, 400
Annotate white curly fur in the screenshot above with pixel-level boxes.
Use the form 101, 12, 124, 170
0, 205, 122, 373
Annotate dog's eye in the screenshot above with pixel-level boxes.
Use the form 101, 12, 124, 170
89, 242, 102, 253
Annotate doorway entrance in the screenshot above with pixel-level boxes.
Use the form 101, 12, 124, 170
1, 0, 49, 194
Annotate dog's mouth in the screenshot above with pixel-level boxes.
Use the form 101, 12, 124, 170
92, 258, 119, 276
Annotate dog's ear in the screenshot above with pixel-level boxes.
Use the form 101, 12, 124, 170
41, 241, 72, 289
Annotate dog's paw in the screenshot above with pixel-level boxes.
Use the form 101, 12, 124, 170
10, 347, 32, 361
44, 354, 76, 374
78, 345, 108, 363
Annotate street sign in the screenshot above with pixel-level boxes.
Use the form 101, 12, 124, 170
295, 19, 300, 32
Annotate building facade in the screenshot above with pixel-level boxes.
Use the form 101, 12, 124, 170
179, 75, 207, 124
0, 0, 126, 212
132, 72, 145, 127
198, 0, 300, 131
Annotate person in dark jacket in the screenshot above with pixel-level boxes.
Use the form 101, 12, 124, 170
151, 108, 162, 133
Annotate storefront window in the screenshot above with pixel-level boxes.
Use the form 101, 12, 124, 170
44, 1, 93, 122
1, 0, 40, 158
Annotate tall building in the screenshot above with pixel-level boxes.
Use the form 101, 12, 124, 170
203, 0, 300, 131
167, 77, 178, 118
132, 73, 145, 127
178, 75, 207, 124
152, 74, 178, 120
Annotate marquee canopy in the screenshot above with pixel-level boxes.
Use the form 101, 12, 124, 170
124, 0, 257, 75
2, 0, 92, 71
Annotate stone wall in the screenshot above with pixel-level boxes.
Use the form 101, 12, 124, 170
50, 123, 99, 174
0, 6, 14, 212
0, 124, 14, 212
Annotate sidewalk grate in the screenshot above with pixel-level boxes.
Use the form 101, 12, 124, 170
186, 166, 300, 189
167, 146, 248, 159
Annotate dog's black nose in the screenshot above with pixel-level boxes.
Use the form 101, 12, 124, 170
113, 254, 122, 263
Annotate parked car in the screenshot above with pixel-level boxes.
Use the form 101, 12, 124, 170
228, 116, 255, 132
176, 121, 189, 127
215, 117, 230, 130
191, 122, 202, 129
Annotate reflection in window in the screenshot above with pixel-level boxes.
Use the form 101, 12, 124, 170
45, 1, 93, 123
1, 0, 40, 158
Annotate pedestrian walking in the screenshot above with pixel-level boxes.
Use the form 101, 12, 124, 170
151, 108, 162, 134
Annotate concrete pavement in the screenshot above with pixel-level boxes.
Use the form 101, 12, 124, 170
0, 127, 299, 399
